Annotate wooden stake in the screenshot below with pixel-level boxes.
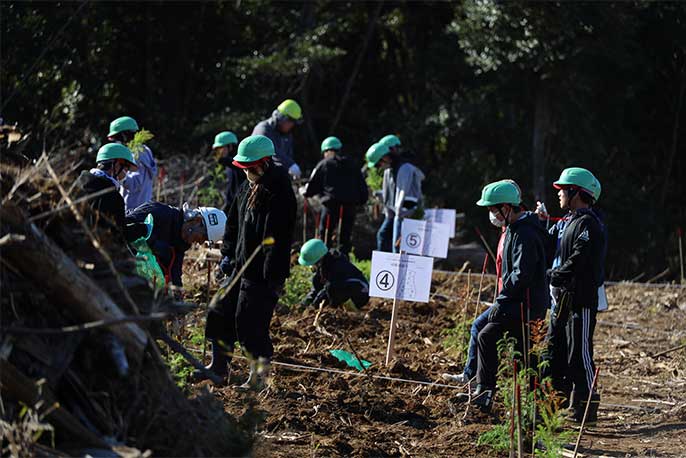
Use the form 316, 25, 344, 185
516, 381, 523, 458
386, 250, 403, 367
324, 213, 331, 246
461, 271, 471, 362
474, 226, 497, 264
573, 367, 600, 458
509, 359, 517, 458
337, 205, 344, 249
303, 199, 308, 243
385, 294, 400, 366
473, 254, 489, 320
315, 212, 321, 239
531, 377, 537, 458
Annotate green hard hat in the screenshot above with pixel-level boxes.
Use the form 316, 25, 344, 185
476, 180, 521, 207
277, 99, 303, 120
321, 136, 342, 153
365, 142, 390, 168
233, 135, 275, 163
379, 134, 401, 148
213, 131, 238, 148
553, 167, 600, 200
108, 116, 139, 137
96, 143, 138, 170
298, 238, 328, 266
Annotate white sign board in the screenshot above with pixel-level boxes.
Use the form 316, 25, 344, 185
424, 208, 456, 238
369, 251, 434, 303
400, 218, 451, 259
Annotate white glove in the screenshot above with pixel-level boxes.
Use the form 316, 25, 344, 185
298, 185, 308, 196
288, 163, 302, 180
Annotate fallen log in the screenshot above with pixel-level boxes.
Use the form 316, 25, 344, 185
1, 205, 147, 358
0, 359, 110, 449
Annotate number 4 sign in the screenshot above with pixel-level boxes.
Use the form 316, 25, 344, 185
369, 251, 434, 303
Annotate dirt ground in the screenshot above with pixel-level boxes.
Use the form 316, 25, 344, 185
188, 272, 686, 457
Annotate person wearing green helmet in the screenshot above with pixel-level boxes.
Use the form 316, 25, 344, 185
107, 116, 158, 212
212, 131, 245, 212
542, 167, 604, 424
365, 139, 425, 253
200, 135, 296, 388
75, 143, 146, 242
252, 99, 303, 180
302, 136, 368, 254
298, 238, 369, 309
463, 179, 550, 413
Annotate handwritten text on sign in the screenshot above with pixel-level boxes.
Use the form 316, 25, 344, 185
424, 208, 456, 238
369, 251, 434, 303
400, 218, 451, 259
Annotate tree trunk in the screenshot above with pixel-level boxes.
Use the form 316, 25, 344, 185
1, 207, 148, 358
532, 81, 552, 202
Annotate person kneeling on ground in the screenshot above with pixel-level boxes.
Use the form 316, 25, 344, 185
199, 135, 296, 389
126, 202, 226, 298
298, 238, 369, 310
466, 180, 549, 413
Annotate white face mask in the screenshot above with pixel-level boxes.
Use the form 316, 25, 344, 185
245, 169, 262, 183
489, 211, 506, 227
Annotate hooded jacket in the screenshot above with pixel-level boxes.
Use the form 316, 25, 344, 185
75, 170, 144, 243
382, 160, 425, 218
549, 208, 604, 310
304, 155, 368, 207
493, 212, 551, 321
125, 201, 190, 287
252, 110, 295, 169
120, 145, 157, 211
221, 162, 297, 285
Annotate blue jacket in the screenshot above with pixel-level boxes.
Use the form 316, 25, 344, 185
252, 110, 295, 169
120, 145, 157, 212
125, 201, 189, 287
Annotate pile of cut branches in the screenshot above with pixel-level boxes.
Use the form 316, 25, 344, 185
0, 151, 253, 456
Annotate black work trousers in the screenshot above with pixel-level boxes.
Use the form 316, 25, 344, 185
205, 275, 279, 360
476, 318, 523, 389
319, 204, 356, 255
542, 299, 571, 396
567, 307, 597, 400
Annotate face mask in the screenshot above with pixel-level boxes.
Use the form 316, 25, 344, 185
245, 169, 262, 183
489, 211, 505, 227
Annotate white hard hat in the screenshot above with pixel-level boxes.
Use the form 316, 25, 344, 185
197, 207, 227, 242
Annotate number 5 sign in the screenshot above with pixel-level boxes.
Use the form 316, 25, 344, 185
400, 218, 451, 259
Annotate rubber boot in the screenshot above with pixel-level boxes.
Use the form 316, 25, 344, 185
571, 392, 600, 425
192, 340, 228, 382
239, 359, 258, 390
256, 356, 271, 390
471, 384, 495, 413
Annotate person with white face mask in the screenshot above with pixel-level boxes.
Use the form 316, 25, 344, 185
443, 180, 521, 386
458, 179, 550, 415
198, 135, 296, 389
75, 143, 146, 243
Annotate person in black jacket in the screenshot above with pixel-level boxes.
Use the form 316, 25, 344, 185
303, 136, 368, 255
125, 202, 227, 297
75, 143, 145, 243
548, 167, 603, 424
201, 135, 296, 388
211, 131, 245, 212
298, 238, 369, 309
468, 180, 550, 412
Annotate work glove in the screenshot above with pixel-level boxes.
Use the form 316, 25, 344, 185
550, 286, 562, 304
288, 163, 302, 180
218, 256, 233, 276
214, 265, 226, 282
298, 185, 308, 197
169, 284, 185, 301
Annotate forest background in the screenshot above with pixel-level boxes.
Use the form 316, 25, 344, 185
3, 0, 685, 281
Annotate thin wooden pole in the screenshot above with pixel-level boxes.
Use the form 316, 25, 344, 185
386, 250, 403, 366
473, 254, 489, 320
324, 213, 331, 245
678, 227, 684, 284
573, 367, 600, 458
516, 381, 523, 458
509, 359, 517, 458
337, 205, 344, 249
